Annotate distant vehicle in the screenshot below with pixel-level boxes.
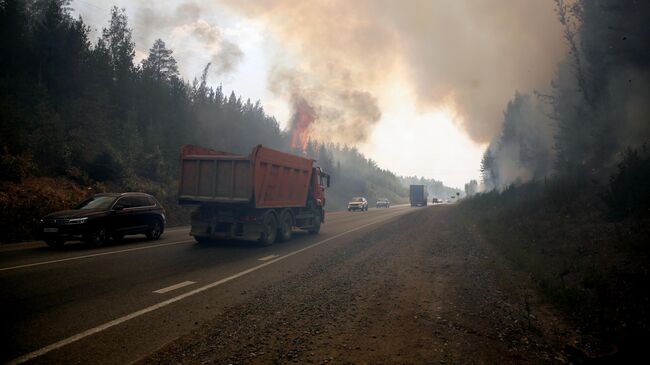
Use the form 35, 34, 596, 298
376, 198, 390, 208
40, 192, 166, 247
178, 145, 329, 245
432, 197, 441, 204
409, 185, 428, 207
348, 197, 368, 211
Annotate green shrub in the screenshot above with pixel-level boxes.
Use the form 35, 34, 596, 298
605, 145, 650, 219
137, 146, 168, 182
86, 149, 125, 181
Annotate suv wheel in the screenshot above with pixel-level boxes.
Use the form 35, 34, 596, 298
45, 239, 65, 248
194, 236, 212, 244
146, 219, 164, 240
86, 227, 108, 246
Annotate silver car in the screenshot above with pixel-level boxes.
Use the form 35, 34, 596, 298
376, 198, 390, 208
348, 197, 368, 211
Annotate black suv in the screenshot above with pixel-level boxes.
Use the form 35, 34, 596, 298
40, 192, 166, 247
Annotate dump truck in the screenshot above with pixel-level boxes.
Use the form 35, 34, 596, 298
409, 185, 428, 207
178, 145, 330, 245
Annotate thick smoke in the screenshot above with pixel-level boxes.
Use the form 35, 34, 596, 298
481, 93, 556, 189
221, 0, 565, 144
135, 2, 243, 75
482, 0, 650, 189
269, 65, 382, 146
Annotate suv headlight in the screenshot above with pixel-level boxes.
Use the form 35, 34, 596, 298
67, 217, 88, 224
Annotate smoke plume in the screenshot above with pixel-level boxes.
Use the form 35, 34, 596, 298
135, 1, 243, 75
481, 92, 556, 189
221, 0, 565, 144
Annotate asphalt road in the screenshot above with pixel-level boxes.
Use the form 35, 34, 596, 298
0, 205, 417, 364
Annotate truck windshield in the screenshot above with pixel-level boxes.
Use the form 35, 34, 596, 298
351, 197, 363, 202
74, 196, 117, 210
318, 170, 330, 188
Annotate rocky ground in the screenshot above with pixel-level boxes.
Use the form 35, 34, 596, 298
141, 206, 577, 364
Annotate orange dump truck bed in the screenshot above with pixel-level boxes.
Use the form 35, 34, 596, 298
178, 145, 315, 208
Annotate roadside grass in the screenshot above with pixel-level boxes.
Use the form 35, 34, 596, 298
455, 180, 650, 356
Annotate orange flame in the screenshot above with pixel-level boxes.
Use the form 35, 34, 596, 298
289, 97, 316, 152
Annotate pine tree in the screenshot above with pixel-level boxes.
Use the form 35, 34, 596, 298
101, 6, 134, 83
142, 38, 179, 81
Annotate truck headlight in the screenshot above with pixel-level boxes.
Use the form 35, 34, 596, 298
67, 217, 88, 224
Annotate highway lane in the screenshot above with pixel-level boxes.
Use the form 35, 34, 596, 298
0, 205, 419, 364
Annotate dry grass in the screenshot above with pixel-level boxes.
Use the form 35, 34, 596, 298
456, 181, 650, 356
0, 177, 90, 242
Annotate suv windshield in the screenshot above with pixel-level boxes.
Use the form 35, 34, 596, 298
74, 196, 117, 210
351, 197, 364, 202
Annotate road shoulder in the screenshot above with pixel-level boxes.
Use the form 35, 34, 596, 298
140, 206, 573, 364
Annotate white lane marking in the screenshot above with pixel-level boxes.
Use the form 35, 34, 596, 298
0, 240, 194, 272
153, 281, 196, 294
258, 254, 279, 261
8, 209, 408, 365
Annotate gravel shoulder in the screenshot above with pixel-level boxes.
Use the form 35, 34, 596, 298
141, 206, 574, 364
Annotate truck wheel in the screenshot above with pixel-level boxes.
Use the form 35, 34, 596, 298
278, 210, 293, 242
260, 213, 278, 246
308, 211, 321, 234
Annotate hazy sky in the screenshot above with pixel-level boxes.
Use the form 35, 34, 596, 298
71, 0, 565, 188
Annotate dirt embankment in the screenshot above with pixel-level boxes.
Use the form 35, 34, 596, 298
142, 207, 579, 364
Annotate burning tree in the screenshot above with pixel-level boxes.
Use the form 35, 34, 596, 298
288, 97, 317, 152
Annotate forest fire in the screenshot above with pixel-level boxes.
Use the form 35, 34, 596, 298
289, 97, 316, 152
